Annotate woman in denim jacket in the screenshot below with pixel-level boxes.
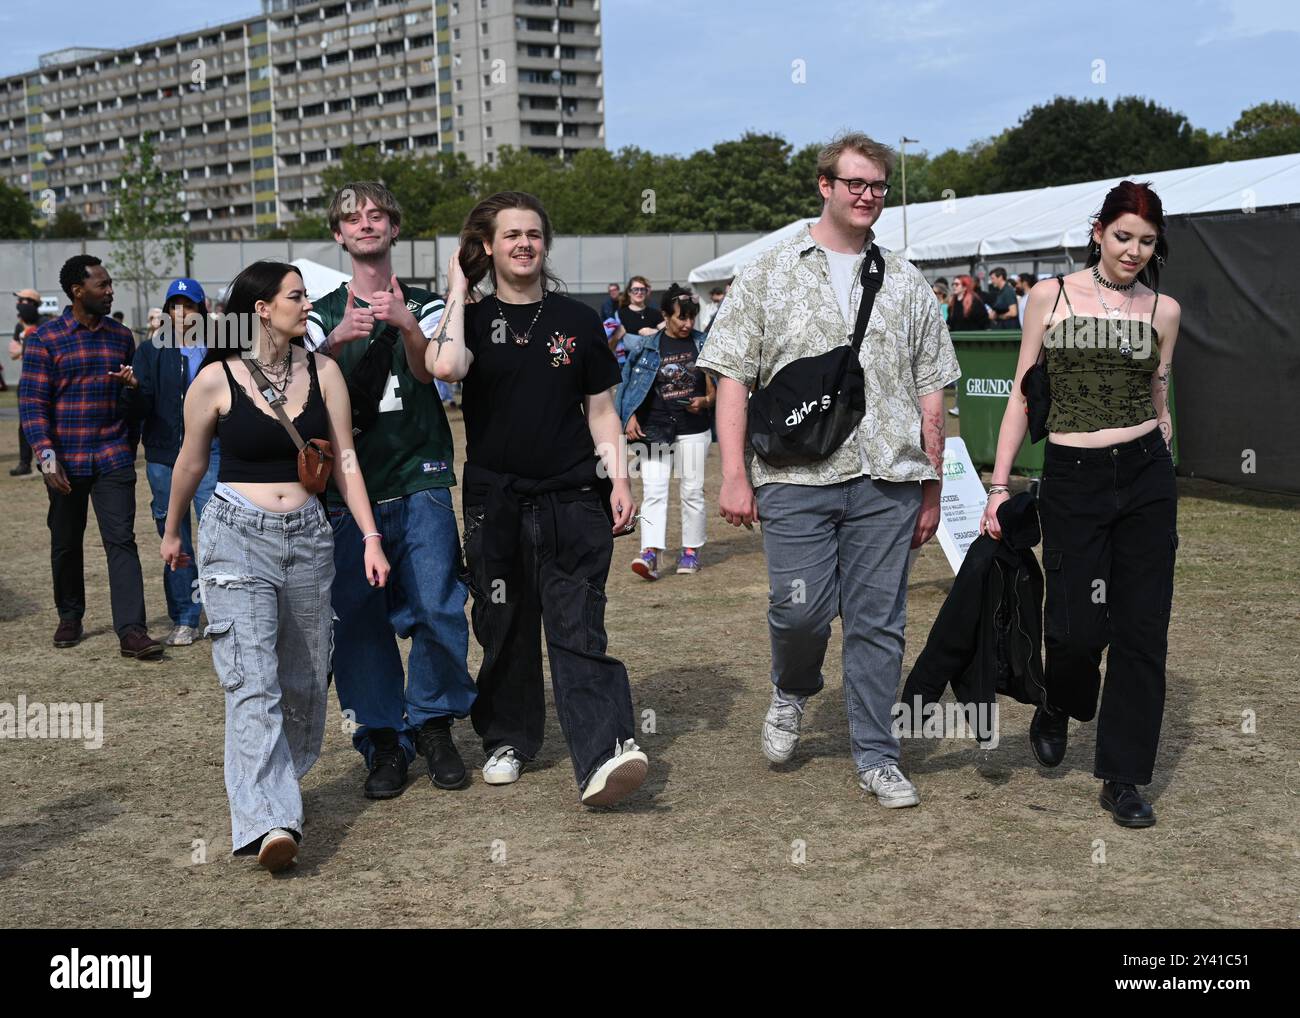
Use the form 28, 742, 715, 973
615, 284, 716, 580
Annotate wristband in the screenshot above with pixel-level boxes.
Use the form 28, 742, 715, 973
987, 485, 1010, 497
362, 532, 382, 544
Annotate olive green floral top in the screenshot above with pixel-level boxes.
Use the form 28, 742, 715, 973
1042, 280, 1160, 433
697, 224, 960, 487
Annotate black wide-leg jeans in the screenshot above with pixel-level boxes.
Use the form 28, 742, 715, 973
1037, 427, 1178, 785
464, 491, 635, 790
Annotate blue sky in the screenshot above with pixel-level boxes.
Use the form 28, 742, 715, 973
3, 0, 1296, 160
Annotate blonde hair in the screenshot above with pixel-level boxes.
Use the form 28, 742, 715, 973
816, 131, 896, 185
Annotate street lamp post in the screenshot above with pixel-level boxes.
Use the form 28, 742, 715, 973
900, 136, 918, 252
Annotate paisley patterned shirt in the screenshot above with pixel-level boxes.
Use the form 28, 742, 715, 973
697, 224, 961, 487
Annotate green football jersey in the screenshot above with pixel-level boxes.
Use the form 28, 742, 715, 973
305, 281, 456, 504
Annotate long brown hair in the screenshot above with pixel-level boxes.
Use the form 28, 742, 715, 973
620, 275, 650, 310
458, 190, 561, 293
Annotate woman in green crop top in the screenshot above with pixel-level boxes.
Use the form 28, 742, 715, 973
978, 181, 1181, 829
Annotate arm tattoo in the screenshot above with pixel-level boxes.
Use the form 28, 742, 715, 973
921, 408, 945, 472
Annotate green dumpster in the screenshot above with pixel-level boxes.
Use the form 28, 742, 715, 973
950, 331, 1178, 477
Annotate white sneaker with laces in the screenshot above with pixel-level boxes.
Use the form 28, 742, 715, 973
761, 688, 806, 764
482, 746, 523, 785
165, 624, 197, 647
257, 827, 298, 872
581, 739, 648, 807
859, 762, 921, 808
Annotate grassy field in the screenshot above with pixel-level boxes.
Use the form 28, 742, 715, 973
1, 384, 1297, 927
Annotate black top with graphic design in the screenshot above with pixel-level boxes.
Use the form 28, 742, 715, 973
639, 332, 709, 438
463, 293, 621, 479
618, 305, 663, 336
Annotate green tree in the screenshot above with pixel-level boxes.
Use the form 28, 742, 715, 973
0, 179, 38, 239
105, 139, 193, 327
1222, 101, 1300, 159
993, 96, 1209, 190
43, 205, 94, 239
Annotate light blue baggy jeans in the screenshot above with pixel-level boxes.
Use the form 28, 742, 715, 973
756, 476, 921, 774
196, 495, 335, 854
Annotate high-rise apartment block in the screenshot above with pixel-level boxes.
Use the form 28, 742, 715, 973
0, 0, 604, 240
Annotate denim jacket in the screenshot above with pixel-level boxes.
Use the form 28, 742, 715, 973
615, 327, 708, 425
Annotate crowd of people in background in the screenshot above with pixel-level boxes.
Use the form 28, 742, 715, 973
932, 267, 1044, 331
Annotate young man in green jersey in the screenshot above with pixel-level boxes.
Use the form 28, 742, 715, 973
305, 181, 476, 798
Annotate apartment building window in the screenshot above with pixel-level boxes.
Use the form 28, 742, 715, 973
482, 49, 490, 60
357, 93, 379, 109
484, 125, 492, 139
483, 99, 492, 112
453, 28, 460, 40
481, 22, 489, 35
456, 104, 464, 116
457, 129, 464, 142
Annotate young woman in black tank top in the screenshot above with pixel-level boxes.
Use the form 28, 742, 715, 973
977, 182, 1182, 828
161, 261, 390, 871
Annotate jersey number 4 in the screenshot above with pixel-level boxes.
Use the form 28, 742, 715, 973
378, 372, 403, 413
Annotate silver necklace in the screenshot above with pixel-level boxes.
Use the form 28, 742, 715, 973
1091, 275, 1137, 358
495, 294, 546, 346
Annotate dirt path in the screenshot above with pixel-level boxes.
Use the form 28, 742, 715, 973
1, 390, 1296, 927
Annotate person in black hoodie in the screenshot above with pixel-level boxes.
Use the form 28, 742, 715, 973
900, 492, 1044, 746
118, 278, 219, 647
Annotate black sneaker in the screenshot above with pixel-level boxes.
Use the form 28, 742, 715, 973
416, 716, 469, 790
363, 728, 409, 800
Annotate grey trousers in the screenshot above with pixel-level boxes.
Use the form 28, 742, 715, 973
197, 496, 335, 854
756, 477, 921, 773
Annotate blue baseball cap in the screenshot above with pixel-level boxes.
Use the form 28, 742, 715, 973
163, 277, 206, 309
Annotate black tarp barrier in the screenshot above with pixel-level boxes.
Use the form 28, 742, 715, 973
1164, 205, 1300, 494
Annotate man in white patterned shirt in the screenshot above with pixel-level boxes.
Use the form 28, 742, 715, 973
697, 131, 960, 808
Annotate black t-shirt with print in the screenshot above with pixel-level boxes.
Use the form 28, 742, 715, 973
463, 292, 621, 479
618, 305, 663, 336
639, 332, 710, 438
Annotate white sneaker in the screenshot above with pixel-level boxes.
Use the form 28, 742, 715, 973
859, 762, 920, 808
482, 746, 523, 785
257, 828, 298, 872
164, 624, 197, 647
761, 688, 806, 764
581, 739, 648, 807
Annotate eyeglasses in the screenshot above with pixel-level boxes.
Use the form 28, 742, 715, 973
830, 176, 890, 198
629, 286, 649, 294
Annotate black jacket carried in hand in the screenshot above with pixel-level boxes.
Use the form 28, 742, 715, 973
901, 492, 1045, 741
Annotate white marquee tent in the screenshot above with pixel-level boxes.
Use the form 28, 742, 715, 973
688, 153, 1300, 283
292, 257, 351, 300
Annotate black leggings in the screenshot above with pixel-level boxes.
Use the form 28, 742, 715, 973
1037, 427, 1178, 785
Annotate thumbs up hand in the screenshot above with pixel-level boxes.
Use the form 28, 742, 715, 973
332, 285, 375, 348
369, 275, 417, 333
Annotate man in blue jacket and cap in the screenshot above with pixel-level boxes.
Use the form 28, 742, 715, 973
119, 277, 218, 646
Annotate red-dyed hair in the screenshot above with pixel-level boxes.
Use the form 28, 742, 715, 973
952, 274, 977, 315
1088, 180, 1169, 289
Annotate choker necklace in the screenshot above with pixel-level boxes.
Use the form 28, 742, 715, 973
1092, 264, 1135, 292
495, 293, 545, 346
252, 345, 293, 400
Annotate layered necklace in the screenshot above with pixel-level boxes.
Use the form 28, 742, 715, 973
252, 337, 293, 403
1091, 268, 1137, 359
495, 293, 546, 346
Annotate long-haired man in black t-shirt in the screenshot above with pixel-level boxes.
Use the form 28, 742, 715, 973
426, 190, 649, 809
